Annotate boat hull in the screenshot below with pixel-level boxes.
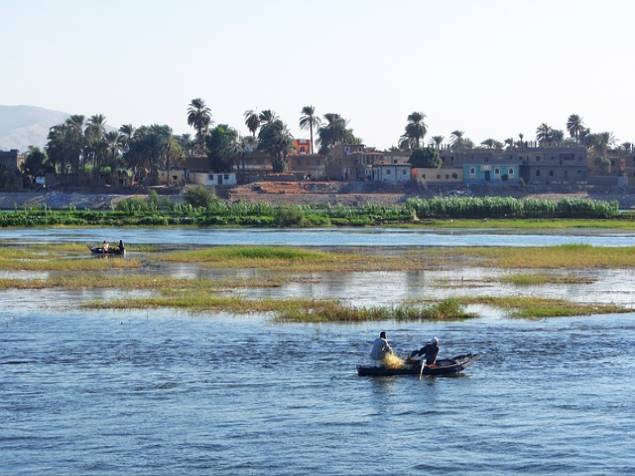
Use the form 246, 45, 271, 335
357, 354, 477, 377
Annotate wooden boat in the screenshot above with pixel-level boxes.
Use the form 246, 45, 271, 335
357, 353, 478, 377
89, 246, 125, 256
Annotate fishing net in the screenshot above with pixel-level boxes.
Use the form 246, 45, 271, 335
382, 353, 405, 369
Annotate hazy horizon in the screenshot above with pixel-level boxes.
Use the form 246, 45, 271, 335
3, 0, 634, 148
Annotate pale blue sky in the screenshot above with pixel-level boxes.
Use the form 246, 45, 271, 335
2, 0, 634, 148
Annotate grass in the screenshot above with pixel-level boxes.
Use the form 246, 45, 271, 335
0, 274, 289, 290
429, 244, 635, 269
407, 218, 635, 230
84, 292, 475, 323
498, 273, 596, 286
157, 245, 439, 272
455, 295, 631, 318
0, 257, 140, 271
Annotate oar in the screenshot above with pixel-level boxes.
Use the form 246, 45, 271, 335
419, 357, 425, 380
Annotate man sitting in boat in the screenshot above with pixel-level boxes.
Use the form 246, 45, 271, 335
102, 241, 110, 252
409, 337, 440, 368
370, 331, 393, 364
117, 240, 125, 253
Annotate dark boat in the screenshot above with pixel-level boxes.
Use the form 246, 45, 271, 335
357, 353, 478, 377
89, 240, 125, 256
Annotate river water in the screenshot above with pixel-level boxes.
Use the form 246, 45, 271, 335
2, 228, 635, 474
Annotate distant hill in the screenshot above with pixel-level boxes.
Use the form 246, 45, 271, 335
0, 105, 71, 152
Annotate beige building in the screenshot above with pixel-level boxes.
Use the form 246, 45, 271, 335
412, 167, 463, 185
287, 154, 327, 179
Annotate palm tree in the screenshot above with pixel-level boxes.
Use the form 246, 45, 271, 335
400, 112, 427, 149
431, 135, 444, 149
621, 142, 633, 153
259, 110, 278, 126
536, 123, 552, 145
504, 138, 514, 149
244, 109, 260, 138
317, 113, 357, 154
566, 114, 584, 140
481, 138, 503, 150
518, 133, 525, 147
299, 106, 321, 154
187, 98, 212, 152
450, 130, 464, 148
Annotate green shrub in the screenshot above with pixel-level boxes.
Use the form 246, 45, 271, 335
184, 186, 217, 208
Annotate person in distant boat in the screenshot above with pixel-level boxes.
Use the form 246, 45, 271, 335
102, 241, 110, 252
118, 240, 125, 253
370, 331, 393, 363
409, 337, 440, 368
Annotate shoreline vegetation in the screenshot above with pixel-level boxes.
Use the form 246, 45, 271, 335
0, 242, 632, 321
0, 196, 630, 229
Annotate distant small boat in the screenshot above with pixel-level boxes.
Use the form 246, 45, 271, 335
357, 353, 478, 377
89, 240, 125, 256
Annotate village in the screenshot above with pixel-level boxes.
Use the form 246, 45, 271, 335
0, 103, 634, 206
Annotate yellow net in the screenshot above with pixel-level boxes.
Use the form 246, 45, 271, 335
382, 353, 405, 369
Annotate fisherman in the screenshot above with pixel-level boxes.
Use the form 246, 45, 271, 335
409, 337, 440, 368
118, 240, 125, 253
370, 331, 393, 363
102, 240, 110, 252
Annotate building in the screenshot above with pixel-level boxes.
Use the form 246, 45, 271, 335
0, 149, 19, 171
157, 168, 186, 186
287, 154, 327, 179
292, 139, 311, 155
412, 167, 463, 186
371, 160, 412, 183
189, 171, 237, 187
464, 160, 520, 185
517, 146, 587, 185
326, 144, 409, 181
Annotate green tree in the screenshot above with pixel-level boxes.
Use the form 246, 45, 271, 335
206, 124, 239, 172
299, 106, 321, 154
431, 135, 444, 149
566, 114, 584, 140
23, 146, 54, 178
480, 138, 503, 150
409, 147, 441, 168
124, 124, 179, 184
400, 111, 427, 150
259, 110, 278, 126
187, 98, 212, 152
317, 113, 358, 154
450, 130, 472, 149
258, 119, 293, 173
244, 109, 261, 137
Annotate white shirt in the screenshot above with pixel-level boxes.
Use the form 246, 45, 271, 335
370, 337, 391, 360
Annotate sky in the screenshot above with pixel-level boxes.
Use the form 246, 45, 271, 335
2, 0, 635, 149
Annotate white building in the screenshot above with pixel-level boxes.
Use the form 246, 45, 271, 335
189, 172, 237, 187
371, 163, 411, 183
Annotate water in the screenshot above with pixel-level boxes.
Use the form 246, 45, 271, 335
4, 227, 635, 474
3, 308, 635, 475
1, 226, 635, 247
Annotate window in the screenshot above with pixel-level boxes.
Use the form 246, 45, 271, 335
208, 174, 215, 179
469, 167, 476, 176
386, 169, 391, 175
452, 173, 458, 179
224, 174, 229, 180
494, 168, 500, 175
536, 156, 541, 161
402, 169, 407, 175
536, 169, 541, 177
549, 170, 554, 177
577, 169, 582, 175
508, 168, 514, 175
445, 174, 449, 179
422, 174, 426, 179
437, 174, 441, 179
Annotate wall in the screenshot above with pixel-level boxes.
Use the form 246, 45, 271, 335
463, 164, 520, 184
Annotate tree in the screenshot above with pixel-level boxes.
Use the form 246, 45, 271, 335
481, 138, 503, 150
46, 115, 86, 179
259, 109, 278, 126
124, 124, 178, 184
450, 130, 472, 149
536, 123, 553, 145
206, 124, 239, 172
299, 106, 321, 154
22, 146, 53, 179
409, 147, 441, 168
621, 142, 633, 153
431, 135, 444, 149
85, 114, 108, 175
118, 124, 135, 155
566, 114, 584, 140
244, 109, 261, 138
317, 113, 358, 154
258, 119, 293, 172
518, 133, 525, 147
187, 98, 212, 152
400, 112, 427, 150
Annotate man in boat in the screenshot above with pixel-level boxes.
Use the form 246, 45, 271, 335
117, 240, 125, 253
409, 337, 440, 368
102, 241, 110, 252
369, 331, 393, 364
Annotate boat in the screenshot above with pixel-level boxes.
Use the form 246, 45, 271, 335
89, 240, 125, 256
357, 353, 478, 377
89, 246, 125, 256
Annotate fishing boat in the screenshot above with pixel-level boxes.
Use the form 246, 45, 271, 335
357, 353, 478, 377
89, 240, 125, 256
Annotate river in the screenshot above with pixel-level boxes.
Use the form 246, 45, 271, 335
2, 228, 635, 474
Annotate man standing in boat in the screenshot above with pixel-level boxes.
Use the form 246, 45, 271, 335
409, 337, 440, 368
370, 331, 393, 363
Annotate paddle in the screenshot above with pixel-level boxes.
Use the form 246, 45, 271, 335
419, 357, 425, 380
